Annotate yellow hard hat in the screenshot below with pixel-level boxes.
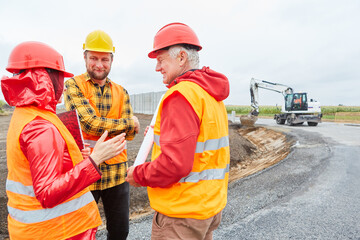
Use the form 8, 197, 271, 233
83, 30, 115, 53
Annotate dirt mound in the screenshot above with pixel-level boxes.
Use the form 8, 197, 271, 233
228, 123, 293, 182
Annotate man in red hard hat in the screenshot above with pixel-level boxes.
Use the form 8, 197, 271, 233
126, 23, 230, 239
1, 41, 126, 240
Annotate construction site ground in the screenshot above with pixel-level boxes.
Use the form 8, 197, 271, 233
0, 113, 293, 238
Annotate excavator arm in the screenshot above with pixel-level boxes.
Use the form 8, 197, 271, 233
250, 78, 293, 115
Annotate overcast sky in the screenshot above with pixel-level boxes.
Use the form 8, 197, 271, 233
1, 0, 359, 106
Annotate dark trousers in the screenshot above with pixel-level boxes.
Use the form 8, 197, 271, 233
91, 182, 129, 240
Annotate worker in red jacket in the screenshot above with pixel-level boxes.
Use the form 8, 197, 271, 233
1, 41, 126, 240
126, 23, 230, 240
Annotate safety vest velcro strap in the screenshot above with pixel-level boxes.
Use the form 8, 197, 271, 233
153, 135, 229, 153
84, 139, 127, 149
6, 179, 35, 197
7, 191, 94, 224
178, 164, 230, 183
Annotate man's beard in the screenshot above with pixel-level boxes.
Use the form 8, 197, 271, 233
87, 69, 110, 81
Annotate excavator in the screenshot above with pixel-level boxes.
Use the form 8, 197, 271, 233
240, 78, 322, 127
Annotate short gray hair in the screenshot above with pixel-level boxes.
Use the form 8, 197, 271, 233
168, 45, 199, 69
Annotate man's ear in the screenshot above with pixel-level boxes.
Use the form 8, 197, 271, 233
178, 50, 187, 66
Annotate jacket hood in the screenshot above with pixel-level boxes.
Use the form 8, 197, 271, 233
170, 67, 229, 101
1, 68, 59, 113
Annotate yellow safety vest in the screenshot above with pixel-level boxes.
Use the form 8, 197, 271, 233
73, 73, 127, 165
6, 106, 101, 240
148, 81, 230, 220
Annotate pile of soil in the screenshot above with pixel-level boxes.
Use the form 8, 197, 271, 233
0, 113, 292, 238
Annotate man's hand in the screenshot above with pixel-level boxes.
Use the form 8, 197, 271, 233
144, 124, 154, 136
90, 131, 126, 166
126, 166, 141, 187
81, 143, 91, 159
132, 116, 140, 134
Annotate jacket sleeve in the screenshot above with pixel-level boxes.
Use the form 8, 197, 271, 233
20, 117, 101, 208
133, 91, 200, 188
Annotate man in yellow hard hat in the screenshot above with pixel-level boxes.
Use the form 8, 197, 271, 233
126, 23, 230, 239
64, 30, 140, 240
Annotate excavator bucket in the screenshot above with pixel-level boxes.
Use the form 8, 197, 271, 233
240, 114, 258, 127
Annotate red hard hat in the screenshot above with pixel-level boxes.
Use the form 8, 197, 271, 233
148, 22, 202, 58
6, 41, 73, 77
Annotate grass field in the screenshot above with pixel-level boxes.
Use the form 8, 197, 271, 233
226, 105, 360, 122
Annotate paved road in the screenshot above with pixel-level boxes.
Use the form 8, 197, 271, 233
98, 119, 360, 239
214, 119, 360, 239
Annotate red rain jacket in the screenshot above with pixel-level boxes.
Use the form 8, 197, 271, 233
1, 69, 101, 239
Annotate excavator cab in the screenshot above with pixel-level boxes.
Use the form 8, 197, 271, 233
285, 93, 308, 111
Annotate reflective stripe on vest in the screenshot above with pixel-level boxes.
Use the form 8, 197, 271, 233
154, 135, 229, 154
153, 135, 229, 183
6, 179, 35, 197
179, 164, 230, 183
8, 190, 93, 224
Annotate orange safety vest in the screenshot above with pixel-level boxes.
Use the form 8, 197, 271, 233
148, 81, 230, 220
73, 73, 127, 165
6, 106, 101, 240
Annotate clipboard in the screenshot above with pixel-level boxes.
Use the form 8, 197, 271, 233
57, 110, 85, 149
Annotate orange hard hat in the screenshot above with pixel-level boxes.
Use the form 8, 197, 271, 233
6, 41, 73, 77
148, 22, 202, 58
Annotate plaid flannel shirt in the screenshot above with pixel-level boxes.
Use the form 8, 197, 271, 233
64, 72, 135, 190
